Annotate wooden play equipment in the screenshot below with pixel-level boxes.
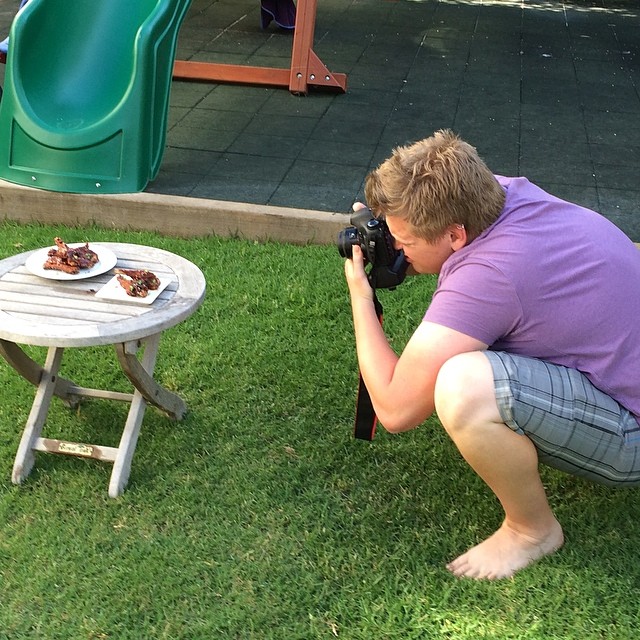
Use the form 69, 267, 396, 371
173, 0, 347, 95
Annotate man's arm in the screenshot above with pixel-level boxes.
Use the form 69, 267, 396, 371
345, 245, 487, 433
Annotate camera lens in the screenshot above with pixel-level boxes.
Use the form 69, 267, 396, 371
337, 227, 359, 258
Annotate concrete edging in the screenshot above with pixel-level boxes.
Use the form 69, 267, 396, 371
2, 180, 639, 251
0, 180, 348, 245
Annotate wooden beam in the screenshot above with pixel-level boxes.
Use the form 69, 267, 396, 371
173, 60, 291, 89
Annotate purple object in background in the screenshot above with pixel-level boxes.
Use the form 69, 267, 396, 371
260, 0, 296, 30
1, 0, 30, 54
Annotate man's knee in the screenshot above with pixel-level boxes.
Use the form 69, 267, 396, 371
434, 351, 499, 434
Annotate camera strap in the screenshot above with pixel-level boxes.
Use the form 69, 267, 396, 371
353, 292, 383, 440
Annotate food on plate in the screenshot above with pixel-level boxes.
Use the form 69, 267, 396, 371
43, 237, 99, 274
115, 268, 160, 298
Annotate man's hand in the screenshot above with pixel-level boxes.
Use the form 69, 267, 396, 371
344, 201, 375, 300
344, 244, 374, 302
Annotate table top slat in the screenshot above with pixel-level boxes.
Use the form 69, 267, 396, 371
0, 298, 146, 323
0, 278, 177, 306
6, 312, 105, 327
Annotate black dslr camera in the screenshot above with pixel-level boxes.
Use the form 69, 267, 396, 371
338, 207, 409, 440
337, 208, 408, 289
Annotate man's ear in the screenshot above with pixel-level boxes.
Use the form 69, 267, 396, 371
450, 223, 467, 249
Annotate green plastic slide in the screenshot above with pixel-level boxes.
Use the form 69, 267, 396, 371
0, 0, 192, 193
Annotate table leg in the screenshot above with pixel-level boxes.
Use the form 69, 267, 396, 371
109, 334, 186, 497
114, 335, 186, 421
108, 386, 147, 498
12, 346, 64, 484
2, 335, 186, 496
0, 338, 81, 407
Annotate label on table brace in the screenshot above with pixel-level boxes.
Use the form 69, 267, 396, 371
57, 442, 95, 457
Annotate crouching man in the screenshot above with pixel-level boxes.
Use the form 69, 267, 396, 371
344, 129, 640, 580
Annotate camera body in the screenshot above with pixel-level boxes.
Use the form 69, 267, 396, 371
337, 208, 408, 289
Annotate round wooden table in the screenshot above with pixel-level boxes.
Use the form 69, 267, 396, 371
0, 242, 206, 496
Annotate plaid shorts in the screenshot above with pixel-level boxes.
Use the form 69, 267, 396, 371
485, 351, 640, 486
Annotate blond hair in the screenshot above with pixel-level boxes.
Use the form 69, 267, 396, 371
364, 130, 505, 242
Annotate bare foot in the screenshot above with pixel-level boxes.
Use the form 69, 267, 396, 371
446, 519, 564, 580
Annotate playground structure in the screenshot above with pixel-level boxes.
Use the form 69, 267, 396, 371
0, 0, 346, 195
0, 0, 192, 194
173, 0, 347, 95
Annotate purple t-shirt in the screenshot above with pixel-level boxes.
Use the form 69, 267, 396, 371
424, 176, 640, 424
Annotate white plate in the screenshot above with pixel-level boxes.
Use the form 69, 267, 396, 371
24, 243, 118, 281
95, 275, 172, 305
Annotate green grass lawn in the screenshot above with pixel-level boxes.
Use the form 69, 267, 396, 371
0, 221, 639, 639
